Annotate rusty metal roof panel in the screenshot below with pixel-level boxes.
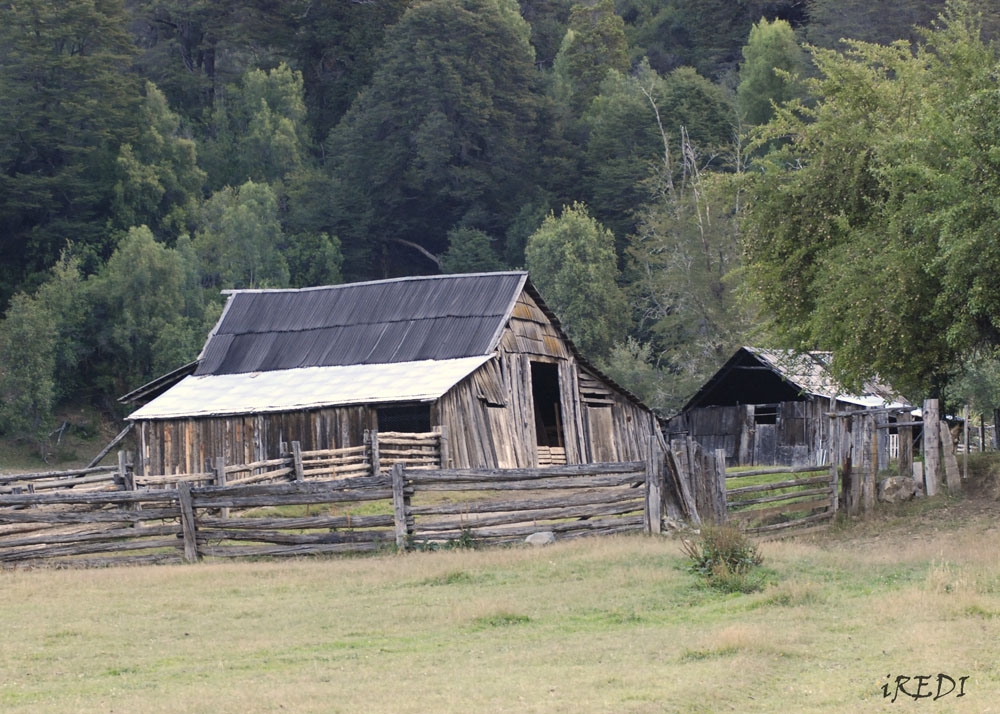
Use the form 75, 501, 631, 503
195, 272, 527, 375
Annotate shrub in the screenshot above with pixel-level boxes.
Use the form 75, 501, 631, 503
681, 523, 764, 593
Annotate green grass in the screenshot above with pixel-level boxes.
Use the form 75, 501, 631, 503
2, 494, 999, 713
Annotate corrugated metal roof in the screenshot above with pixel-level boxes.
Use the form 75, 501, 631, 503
195, 272, 527, 375
745, 347, 904, 406
129, 356, 493, 420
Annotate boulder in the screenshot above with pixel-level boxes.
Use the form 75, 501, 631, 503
877, 476, 918, 504
525, 531, 556, 546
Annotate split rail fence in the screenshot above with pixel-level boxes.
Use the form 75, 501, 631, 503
666, 436, 838, 534
0, 441, 670, 567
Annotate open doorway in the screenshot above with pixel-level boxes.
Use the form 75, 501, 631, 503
530, 362, 564, 447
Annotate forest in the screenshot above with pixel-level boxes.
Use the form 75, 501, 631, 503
2, 0, 1000, 450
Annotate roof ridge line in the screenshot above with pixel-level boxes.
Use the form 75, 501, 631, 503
220, 271, 529, 295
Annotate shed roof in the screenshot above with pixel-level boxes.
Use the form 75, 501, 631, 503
681, 346, 907, 412
196, 272, 527, 375
128, 356, 493, 420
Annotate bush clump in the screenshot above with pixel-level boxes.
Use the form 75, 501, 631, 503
681, 523, 764, 593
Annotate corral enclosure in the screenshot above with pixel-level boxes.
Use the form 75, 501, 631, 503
0, 437, 674, 567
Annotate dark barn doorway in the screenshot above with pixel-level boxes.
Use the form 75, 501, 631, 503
530, 362, 564, 447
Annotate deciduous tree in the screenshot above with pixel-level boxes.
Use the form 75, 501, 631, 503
525, 202, 627, 359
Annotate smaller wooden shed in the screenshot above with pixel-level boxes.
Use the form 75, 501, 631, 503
665, 347, 908, 466
124, 272, 661, 477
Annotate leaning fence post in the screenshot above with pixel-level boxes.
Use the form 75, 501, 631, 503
391, 462, 409, 549
177, 481, 200, 563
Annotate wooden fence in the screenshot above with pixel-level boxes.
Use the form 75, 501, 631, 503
726, 463, 838, 535
0, 451, 666, 567
664, 436, 837, 534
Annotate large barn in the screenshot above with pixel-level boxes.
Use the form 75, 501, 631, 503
665, 346, 908, 466
124, 272, 661, 477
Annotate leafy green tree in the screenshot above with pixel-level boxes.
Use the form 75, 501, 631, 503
439, 228, 506, 273
551, 0, 629, 113
619, 0, 805, 79
127, 0, 288, 119
326, 0, 542, 277
596, 337, 673, 414
628, 128, 754, 407
0, 293, 57, 441
580, 64, 734, 245
0, 0, 141, 307
111, 82, 206, 237
193, 181, 290, 289
29, 255, 91, 405
736, 17, 807, 125
742, 1, 999, 396
90, 226, 207, 396
944, 350, 1000, 416
802, 0, 1000, 49
525, 203, 627, 358
283, 232, 344, 289
518, 0, 575, 68
201, 63, 310, 190
280, 0, 411, 142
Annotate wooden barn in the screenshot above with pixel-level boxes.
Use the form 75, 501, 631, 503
123, 272, 661, 477
665, 347, 908, 466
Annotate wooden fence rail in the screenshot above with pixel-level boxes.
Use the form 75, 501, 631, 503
0, 453, 666, 568
726, 463, 838, 535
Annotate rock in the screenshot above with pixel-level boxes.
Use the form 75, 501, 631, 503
525, 531, 556, 546
662, 516, 686, 532
878, 476, 918, 503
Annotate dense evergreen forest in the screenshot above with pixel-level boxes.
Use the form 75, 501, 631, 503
2, 0, 1000, 449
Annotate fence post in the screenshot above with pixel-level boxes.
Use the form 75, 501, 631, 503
863, 414, 877, 514
941, 420, 961, 492
898, 422, 913, 481
369, 430, 380, 478
644, 436, 663, 534
436, 425, 449, 469
214, 456, 229, 519
118, 450, 133, 491
963, 405, 969, 479
177, 481, 200, 563
291, 441, 305, 481
829, 461, 839, 517
391, 462, 409, 549
923, 399, 941, 496
713, 448, 728, 524
875, 412, 889, 472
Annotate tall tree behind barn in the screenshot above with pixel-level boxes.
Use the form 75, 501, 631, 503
122, 272, 660, 476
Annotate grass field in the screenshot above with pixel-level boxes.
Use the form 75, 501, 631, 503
3, 485, 1000, 713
